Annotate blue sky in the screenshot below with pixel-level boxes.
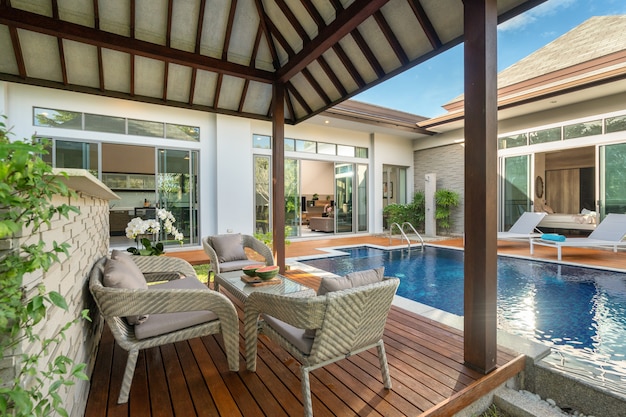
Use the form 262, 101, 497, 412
354, 0, 626, 117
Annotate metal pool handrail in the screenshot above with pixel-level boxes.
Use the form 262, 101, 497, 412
389, 222, 424, 250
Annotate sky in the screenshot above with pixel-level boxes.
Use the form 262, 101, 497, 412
354, 0, 626, 118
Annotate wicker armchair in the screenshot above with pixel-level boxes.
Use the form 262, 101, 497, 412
244, 277, 400, 417
89, 255, 240, 404
202, 233, 274, 275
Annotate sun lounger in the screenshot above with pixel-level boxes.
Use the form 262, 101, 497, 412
498, 212, 547, 243
530, 213, 626, 260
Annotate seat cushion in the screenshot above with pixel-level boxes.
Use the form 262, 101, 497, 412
104, 252, 149, 325
134, 276, 218, 340
211, 234, 248, 263
219, 259, 266, 272
262, 314, 314, 355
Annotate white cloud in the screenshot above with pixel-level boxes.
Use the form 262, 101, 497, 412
499, 0, 577, 32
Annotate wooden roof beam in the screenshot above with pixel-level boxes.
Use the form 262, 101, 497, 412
408, 0, 442, 49
276, 0, 390, 83
0, 5, 274, 83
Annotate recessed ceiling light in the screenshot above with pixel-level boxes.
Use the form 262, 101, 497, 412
324, 120, 330, 124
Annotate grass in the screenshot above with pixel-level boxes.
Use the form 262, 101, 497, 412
478, 404, 511, 417
192, 263, 212, 284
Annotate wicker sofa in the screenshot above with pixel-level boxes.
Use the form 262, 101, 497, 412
308, 216, 334, 232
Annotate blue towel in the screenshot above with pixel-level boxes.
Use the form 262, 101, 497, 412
541, 233, 566, 242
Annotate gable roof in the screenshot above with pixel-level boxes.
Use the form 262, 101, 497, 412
421, 15, 626, 129
0, 0, 546, 125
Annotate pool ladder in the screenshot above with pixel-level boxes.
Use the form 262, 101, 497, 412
389, 222, 424, 250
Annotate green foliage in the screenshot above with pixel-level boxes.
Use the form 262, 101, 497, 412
127, 238, 165, 256
0, 117, 89, 417
383, 189, 459, 233
254, 227, 292, 248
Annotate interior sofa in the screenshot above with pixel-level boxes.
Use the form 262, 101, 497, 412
309, 216, 334, 232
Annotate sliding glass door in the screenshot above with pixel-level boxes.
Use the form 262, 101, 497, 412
599, 142, 626, 218
501, 155, 531, 230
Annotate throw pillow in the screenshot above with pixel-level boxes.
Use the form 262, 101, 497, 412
210, 234, 248, 263
103, 254, 149, 325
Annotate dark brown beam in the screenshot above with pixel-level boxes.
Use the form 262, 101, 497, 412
253, 0, 281, 70
189, 0, 206, 105
277, 0, 390, 83
350, 29, 384, 78
130, 0, 135, 95
163, 62, 169, 101
272, 83, 286, 272
0, 5, 274, 83
408, 0, 442, 49
299, 0, 325, 29
8, 26, 26, 78
373, 10, 409, 65
51, 0, 68, 85
274, 0, 310, 42
189, 68, 197, 105
463, 0, 498, 374
286, 82, 311, 114
166, 0, 173, 47
214, 73, 223, 108
237, 79, 250, 112
317, 55, 347, 97
223, 0, 237, 59
332, 42, 366, 87
97, 47, 104, 90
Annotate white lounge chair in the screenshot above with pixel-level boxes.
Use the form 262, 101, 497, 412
530, 213, 626, 260
498, 212, 547, 243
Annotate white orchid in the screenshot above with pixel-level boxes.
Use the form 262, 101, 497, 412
125, 209, 184, 250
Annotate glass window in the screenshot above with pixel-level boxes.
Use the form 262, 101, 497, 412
563, 120, 601, 140
529, 127, 561, 145
355, 147, 368, 158
128, 119, 164, 138
253, 134, 271, 149
55, 140, 99, 177
284, 138, 295, 151
295, 139, 316, 153
85, 113, 126, 134
337, 145, 355, 157
166, 124, 200, 141
33, 108, 82, 129
498, 133, 527, 149
605, 115, 626, 134
254, 156, 271, 234
317, 142, 336, 155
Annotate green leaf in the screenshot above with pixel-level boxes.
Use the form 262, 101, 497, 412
48, 291, 68, 310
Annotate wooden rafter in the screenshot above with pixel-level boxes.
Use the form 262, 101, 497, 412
130, 0, 135, 96
93, 0, 103, 90
0, 5, 274, 83
277, 0, 391, 83
332, 42, 366, 88
408, 0, 442, 49
317, 55, 347, 97
286, 82, 311, 114
373, 10, 409, 65
8, 26, 26, 79
239, 28, 264, 112
253, 0, 280, 70
299, 0, 324, 30
350, 29, 385, 78
188, 0, 206, 105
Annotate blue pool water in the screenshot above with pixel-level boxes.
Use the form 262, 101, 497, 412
301, 246, 626, 372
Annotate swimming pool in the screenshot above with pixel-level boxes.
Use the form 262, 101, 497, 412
300, 245, 626, 380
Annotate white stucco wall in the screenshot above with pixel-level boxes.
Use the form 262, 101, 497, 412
2, 82, 419, 242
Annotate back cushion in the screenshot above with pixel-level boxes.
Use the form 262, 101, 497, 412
317, 267, 384, 296
211, 234, 248, 263
104, 251, 149, 325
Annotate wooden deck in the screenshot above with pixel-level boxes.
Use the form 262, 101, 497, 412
85, 235, 625, 417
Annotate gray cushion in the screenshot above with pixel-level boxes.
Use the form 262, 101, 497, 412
220, 259, 266, 272
103, 253, 149, 325
211, 234, 248, 263
305, 267, 385, 338
262, 314, 314, 355
134, 276, 218, 340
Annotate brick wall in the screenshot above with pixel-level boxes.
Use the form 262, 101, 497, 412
413, 144, 465, 235
1, 189, 109, 417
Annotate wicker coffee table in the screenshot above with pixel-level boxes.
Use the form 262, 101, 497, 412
214, 270, 315, 304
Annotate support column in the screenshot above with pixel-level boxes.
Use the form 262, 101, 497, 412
271, 83, 286, 272
463, 0, 498, 373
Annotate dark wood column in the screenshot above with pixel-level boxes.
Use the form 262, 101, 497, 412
271, 82, 286, 272
463, 0, 498, 373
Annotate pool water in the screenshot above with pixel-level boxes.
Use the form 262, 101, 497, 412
301, 246, 626, 375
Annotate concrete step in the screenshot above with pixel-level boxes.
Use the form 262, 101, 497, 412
493, 387, 567, 417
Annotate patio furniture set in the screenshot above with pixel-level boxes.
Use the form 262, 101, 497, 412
89, 233, 399, 417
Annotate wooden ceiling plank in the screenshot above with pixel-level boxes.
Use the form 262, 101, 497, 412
223, 0, 237, 60
188, 67, 197, 105
0, 5, 274, 83
286, 81, 311, 114
253, 0, 281, 70
163, 62, 169, 102
317, 55, 347, 96
332, 43, 366, 87
350, 29, 385, 78
373, 10, 409, 65
274, 0, 310, 42
277, 0, 391, 83
8, 26, 26, 78
299, 0, 325, 29
408, 0, 442, 49
237, 79, 249, 112
166, 0, 173, 48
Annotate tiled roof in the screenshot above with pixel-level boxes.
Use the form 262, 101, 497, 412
498, 15, 626, 88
